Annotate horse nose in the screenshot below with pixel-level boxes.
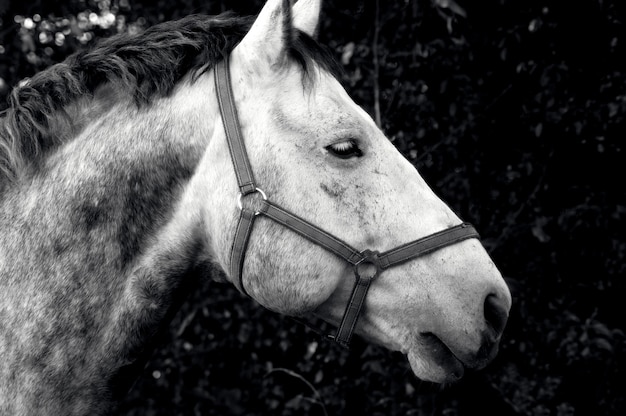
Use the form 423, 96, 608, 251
484, 292, 509, 338
470, 292, 510, 367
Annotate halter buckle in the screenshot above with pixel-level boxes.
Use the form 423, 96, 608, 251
237, 187, 267, 215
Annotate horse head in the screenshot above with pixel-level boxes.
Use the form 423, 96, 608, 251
196, 0, 512, 383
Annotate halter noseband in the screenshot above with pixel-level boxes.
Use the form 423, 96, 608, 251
214, 56, 479, 347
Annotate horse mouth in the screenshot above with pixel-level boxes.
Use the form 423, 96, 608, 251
406, 333, 467, 383
406, 331, 501, 383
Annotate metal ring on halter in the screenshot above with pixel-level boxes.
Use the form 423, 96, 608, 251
237, 187, 267, 215
354, 249, 382, 280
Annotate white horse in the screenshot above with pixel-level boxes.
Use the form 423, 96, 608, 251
0, 0, 511, 414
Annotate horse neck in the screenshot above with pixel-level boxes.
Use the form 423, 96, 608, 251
0, 75, 217, 274
0, 74, 220, 414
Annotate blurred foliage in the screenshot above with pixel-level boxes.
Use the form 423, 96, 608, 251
1, 0, 625, 415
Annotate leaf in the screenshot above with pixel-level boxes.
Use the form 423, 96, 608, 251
435, 0, 467, 18
314, 369, 323, 383
341, 42, 355, 65
528, 18, 542, 33
532, 216, 550, 243
590, 322, 613, 339
592, 338, 614, 354
285, 395, 304, 409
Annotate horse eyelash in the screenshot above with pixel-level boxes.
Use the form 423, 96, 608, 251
331, 140, 356, 152
325, 139, 363, 159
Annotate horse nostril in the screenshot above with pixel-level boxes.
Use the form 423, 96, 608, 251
484, 293, 509, 337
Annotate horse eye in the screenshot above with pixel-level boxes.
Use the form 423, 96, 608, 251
325, 139, 363, 159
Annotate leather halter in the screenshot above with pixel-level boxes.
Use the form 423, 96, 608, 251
214, 56, 480, 347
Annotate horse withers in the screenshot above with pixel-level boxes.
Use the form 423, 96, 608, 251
0, 0, 511, 414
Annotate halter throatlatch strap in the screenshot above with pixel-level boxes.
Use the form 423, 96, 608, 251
215, 56, 260, 293
215, 56, 256, 196
214, 55, 481, 347
230, 208, 256, 294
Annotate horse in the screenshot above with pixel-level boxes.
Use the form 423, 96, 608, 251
0, 0, 512, 414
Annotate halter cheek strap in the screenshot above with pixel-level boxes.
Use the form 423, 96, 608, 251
214, 56, 480, 348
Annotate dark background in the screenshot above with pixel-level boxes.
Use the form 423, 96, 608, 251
1, 0, 624, 415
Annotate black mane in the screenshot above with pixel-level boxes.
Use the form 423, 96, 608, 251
0, 13, 338, 187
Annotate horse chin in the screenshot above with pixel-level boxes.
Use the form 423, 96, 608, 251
405, 334, 466, 384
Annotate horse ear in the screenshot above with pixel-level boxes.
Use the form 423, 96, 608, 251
292, 0, 322, 38
233, 0, 292, 71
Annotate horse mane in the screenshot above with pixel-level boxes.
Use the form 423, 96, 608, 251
0, 12, 338, 189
